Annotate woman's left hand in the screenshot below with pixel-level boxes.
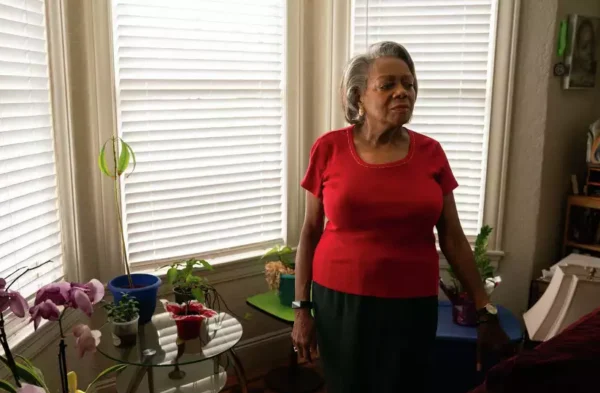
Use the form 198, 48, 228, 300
476, 318, 516, 371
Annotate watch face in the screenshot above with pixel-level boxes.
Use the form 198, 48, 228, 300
485, 303, 498, 315
291, 301, 300, 309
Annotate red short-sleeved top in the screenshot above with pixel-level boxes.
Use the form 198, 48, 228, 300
301, 125, 458, 298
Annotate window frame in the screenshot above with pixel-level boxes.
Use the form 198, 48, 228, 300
1, 0, 78, 354
18, 0, 518, 283
482, 0, 521, 252
339, 0, 521, 253
88, 0, 304, 276
47, 0, 78, 282
349, 0, 499, 241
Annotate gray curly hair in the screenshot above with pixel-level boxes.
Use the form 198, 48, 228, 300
341, 41, 418, 125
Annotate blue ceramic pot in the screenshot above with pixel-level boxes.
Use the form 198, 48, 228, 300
278, 274, 295, 307
107, 274, 161, 324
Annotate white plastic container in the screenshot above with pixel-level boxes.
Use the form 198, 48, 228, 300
111, 315, 139, 347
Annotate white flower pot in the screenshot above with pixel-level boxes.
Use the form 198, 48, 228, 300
111, 315, 139, 347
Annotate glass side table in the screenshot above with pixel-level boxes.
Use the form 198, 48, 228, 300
97, 312, 247, 393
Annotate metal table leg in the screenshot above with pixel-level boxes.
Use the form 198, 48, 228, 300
227, 348, 248, 393
124, 349, 157, 393
146, 366, 155, 393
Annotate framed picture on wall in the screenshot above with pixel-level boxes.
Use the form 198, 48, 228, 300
563, 14, 599, 89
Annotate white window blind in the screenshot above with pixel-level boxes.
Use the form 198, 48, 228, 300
0, 0, 64, 339
352, 0, 497, 236
111, 0, 286, 265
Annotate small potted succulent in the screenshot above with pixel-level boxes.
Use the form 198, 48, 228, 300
99, 136, 161, 324
161, 300, 217, 341
263, 245, 295, 306
164, 259, 214, 304
440, 225, 502, 326
103, 294, 140, 347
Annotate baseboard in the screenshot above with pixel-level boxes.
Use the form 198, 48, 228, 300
88, 327, 292, 393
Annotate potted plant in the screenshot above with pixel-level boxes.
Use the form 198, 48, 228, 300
103, 294, 140, 347
440, 225, 502, 326
263, 245, 295, 306
164, 259, 214, 304
99, 136, 161, 324
161, 300, 217, 341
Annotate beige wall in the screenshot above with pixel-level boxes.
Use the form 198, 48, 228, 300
536, 0, 600, 275
495, 0, 600, 315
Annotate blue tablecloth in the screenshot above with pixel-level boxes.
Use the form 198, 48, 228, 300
434, 301, 522, 393
437, 301, 523, 342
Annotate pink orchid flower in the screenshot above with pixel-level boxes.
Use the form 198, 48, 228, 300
30, 299, 61, 330
29, 279, 105, 330
72, 324, 101, 358
83, 279, 105, 304
69, 279, 105, 316
17, 383, 46, 393
0, 278, 28, 318
33, 281, 71, 306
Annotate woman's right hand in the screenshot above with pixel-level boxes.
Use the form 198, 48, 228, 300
292, 309, 317, 361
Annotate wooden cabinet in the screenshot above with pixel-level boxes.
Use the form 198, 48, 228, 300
563, 195, 600, 256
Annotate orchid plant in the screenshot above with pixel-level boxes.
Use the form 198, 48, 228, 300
0, 272, 126, 393
0, 272, 32, 390
29, 279, 105, 393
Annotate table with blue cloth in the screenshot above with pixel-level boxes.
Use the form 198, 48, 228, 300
435, 301, 522, 393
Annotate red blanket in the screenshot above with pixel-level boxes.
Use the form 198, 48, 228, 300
471, 306, 600, 393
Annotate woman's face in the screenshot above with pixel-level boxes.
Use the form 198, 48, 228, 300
360, 56, 416, 128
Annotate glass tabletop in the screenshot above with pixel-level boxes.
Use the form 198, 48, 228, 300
97, 312, 242, 367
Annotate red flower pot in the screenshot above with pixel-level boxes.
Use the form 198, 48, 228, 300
162, 300, 217, 341
175, 318, 204, 340
451, 292, 478, 327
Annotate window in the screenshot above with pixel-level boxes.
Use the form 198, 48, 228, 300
111, 0, 286, 266
0, 0, 64, 337
352, 0, 498, 237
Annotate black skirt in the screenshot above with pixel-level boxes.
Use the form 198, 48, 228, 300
313, 282, 438, 393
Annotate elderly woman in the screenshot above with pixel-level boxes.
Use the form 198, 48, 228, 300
292, 42, 509, 393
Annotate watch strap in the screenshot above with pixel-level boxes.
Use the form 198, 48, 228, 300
292, 300, 313, 309
476, 304, 498, 324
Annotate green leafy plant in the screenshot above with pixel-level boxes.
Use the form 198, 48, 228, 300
98, 136, 136, 288
447, 225, 494, 292
262, 245, 294, 269
162, 259, 247, 321
0, 355, 48, 392
263, 245, 295, 291
165, 259, 214, 303
102, 294, 139, 323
